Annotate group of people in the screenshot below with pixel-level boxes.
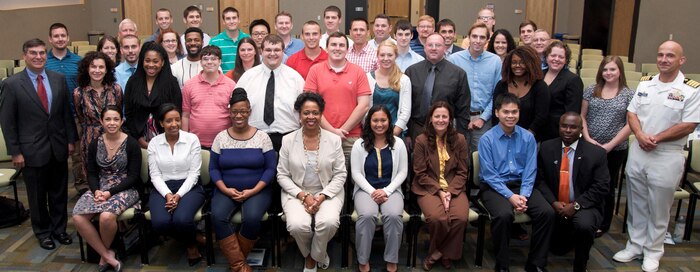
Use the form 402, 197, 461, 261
0, 4, 698, 272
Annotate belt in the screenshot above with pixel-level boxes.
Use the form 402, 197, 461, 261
470, 111, 483, 116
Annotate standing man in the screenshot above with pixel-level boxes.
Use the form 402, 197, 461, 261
236, 35, 304, 151
410, 15, 435, 57
538, 112, 610, 272
209, 7, 250, 73
405, 33, 469, 142
180, 6, 212, 51
320, 5, 352, 49
613, 41, 700, 272
437, 19, 463, 57
478, 93, 554, 272
117, 19, 138, 39
181, 45, 236, 149
305, 32, 370, 163
461, 8, 497, 49
519, 20, 538, 47
532, 29, 551, 70
114, 35, 140, 90
393, 20, 423, 72
286, 21, 328, 79
0, 38, 78, 250
172, 27, 205, 87
368, 14, 394, 49
275, 11, 304, 56
249, 19, 271, 54
145, 8, 173, 42
346, 18, 377, 73
448, 22, 501, 153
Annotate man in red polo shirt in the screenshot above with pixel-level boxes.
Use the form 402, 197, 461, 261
304, 31, 371, 164
286, 21, 328, 79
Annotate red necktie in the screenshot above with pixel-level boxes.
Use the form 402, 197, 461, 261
36, 74, 49, 112
558, 147, 571, 203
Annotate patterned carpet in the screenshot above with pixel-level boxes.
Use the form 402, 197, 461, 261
0, 167, 698, 271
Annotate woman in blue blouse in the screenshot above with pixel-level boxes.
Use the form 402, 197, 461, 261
209, 88, 277, 272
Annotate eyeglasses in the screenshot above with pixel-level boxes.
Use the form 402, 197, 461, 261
162, 39, 178, 44
511, 61, 526, 67
417, 25, 433, 29
478, 16, 494, 21
201, 56, 220, 62
230, 109, 251, 116
252, 32, 268, 37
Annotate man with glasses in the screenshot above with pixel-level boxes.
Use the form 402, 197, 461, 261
462, 7, 497, 49
411, 15, 435, 57
236, 34, 304, 151
249, 19, 271, 54
181, 45, 236, 149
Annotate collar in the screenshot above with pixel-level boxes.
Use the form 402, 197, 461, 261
48, 49, 76, 60
495, 124, 520, 138
25, 68, 47, 81
325, 60, 348, 73
350, 42, 371, 54
653, 71, 685, 86
196, 71, 226, 85
561, 139, 579, 151
467, 48, 485, 61
157, 131, 190, 145
262, 64, 282, 75
301, 49, 327, 61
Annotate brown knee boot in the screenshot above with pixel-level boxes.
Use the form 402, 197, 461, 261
219, 235, 250, 272
236, 233, 258, 269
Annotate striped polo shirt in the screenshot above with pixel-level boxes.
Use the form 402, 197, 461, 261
208, 29, 250, 74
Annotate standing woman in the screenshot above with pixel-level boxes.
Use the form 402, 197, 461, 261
225, 37, 260, 82
147, 103, 205, 266
351, 105, 408, 272
366, 40, 411, 137
124, 41, 182, 149
412, 101, 470, 270
492, 46, 550, 142
487, 29, 517, 61
278, 92, 346, 272
97, 36, 121, 65
73, 51, 123, 194
581, 56, 633, 235
72, 105, 141, 272
543, 40, 584, 141
210, 88, 277, 272
156, 29, 184, 65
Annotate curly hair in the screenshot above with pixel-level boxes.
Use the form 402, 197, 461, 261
294, 92, 325, 113
76, 51, 116, 89
361, 105, 395, 152
501, 46, 543, 87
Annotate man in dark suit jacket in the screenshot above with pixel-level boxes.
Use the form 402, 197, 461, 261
537, 112, 610, 272
0, 38, 78, 250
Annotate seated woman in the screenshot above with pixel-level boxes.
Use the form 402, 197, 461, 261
351, 105, 408, 272
72, 105, 141, 272
147, 103, 205, 266
412, 101, 470, 271
210, 88, 277, 272
278, 92, 346, 272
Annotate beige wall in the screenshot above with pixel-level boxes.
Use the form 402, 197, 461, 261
633, 1, 700, 73
555, 0, 583, 36
439, 0, 526, 37
151, 0, 219, 37
279, 0, 346, 37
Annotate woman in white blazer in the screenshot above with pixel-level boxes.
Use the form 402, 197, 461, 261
277, 92, 347, 272
351, 105, 408, 272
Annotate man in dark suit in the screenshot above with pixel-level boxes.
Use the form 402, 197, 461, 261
436, 19, 463, 57
0, 38, 78, 250
537, 112, 610, 272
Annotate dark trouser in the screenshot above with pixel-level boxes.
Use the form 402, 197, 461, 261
550, 208, 601, 272
600, 148, 627, 232
211, 185, 272, 240
23, 156, 69, 239
480, 185, 554, 269
149, 179, 206, 245
268, 132, 291, 153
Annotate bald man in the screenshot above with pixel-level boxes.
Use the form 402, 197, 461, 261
613, 41, 700, 272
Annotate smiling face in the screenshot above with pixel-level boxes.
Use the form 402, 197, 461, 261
377, 44, 396, 70
275, 15, 293, 37
23, 45, 47, 73
119, 22, 137, 38
324, 11, 340, 32
301, 24, 321, 49
438, 24, 456, 46
161, 32, 179, 55
559, 114, 582, 146
546, 46, 566, 72
468, 26, 489, 54
493, 33, 508, 56
424, 34, 445, 63
327, 36, 348, 62
160, 110, 181, 137
100, 40, 118, 63
251, 24, 269, 49
184, 10, 202, 28
155, 10, 172, 30
262, 41, 284, 69
373, 18, 391, 42
477, 9, 496, 30
49, 27, 69, 51
370, 110, 389, 136
601, 61, 621, 84
223, 11, 240, 31
520, 25, 535, 45
510, 54, 527, 78
89, 58, 107, 83
184, 32, 203, 56
238, 42, 256, 64
200, 54, 220, 74
656, 41, 685, 76
417, 20, 434, 40
299, 101, 321, 131
142, 50, 164, 78
532, 31, 550, 55
495, 102, 519, 131
430, 107, 451, 135
394, 29, 412, 48
229, 100, 251, 129
120, 37, 140, 64
101, 109, 123, 134
350, 20, 368, 45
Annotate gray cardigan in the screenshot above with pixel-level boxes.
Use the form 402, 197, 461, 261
350, 136, 408, 198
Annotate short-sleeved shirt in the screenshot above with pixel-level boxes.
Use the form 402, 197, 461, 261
284, 38, 305, 56
209, 30, 251, 73
627, 71, 700, 148
583, 86, 634, 150
346, 43, 378, 73
304, 61, 372, 137
181, 72, 237, 147
286, 49, 328, 79
46, 49, 80, 96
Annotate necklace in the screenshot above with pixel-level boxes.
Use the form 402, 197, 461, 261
302, 129, 321, 174
104, 136, 120, 150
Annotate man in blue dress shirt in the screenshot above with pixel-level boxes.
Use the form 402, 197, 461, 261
478, 93, 554, 272
114, 35, 140, 91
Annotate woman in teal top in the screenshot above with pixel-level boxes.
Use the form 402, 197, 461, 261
366, 40, 411, 137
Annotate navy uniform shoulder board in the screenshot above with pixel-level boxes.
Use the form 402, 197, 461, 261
640, 75, 654, 81
683, 78, 700, 88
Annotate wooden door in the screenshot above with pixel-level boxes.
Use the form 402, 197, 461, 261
124, 0, 153, 37
609, 0, 636, 58
526, 0, 556, 34
219, 0, 278, 34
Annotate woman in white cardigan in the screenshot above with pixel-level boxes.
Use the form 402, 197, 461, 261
351, 105, 408, 272
366, 40, 411, 136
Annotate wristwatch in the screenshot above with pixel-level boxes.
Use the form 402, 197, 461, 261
573, 202, 581, 211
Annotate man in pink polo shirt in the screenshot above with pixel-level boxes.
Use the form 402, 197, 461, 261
286, 20, 328, 79
304, 31, 371, 164
181, 45, 237, 148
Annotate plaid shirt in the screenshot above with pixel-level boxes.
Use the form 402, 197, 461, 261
346, 43, 378, 73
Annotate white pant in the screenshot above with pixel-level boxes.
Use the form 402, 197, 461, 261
624, 143, 685, 261
283, 195, 343, 262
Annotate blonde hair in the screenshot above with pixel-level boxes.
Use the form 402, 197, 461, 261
417, 15, 435, 26
377, 40, 403, 92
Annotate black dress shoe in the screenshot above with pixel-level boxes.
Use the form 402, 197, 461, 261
52, 232, 73, 245
39, 237, 56, 250
524, 263, 548, 272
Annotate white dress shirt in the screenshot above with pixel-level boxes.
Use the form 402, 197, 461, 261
148, 130, 202, 197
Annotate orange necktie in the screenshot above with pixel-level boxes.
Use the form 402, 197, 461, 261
558, 147, 571, 203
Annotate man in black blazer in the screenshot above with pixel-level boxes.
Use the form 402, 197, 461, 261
0, 38, 78, 250
537, 112, 610, 272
